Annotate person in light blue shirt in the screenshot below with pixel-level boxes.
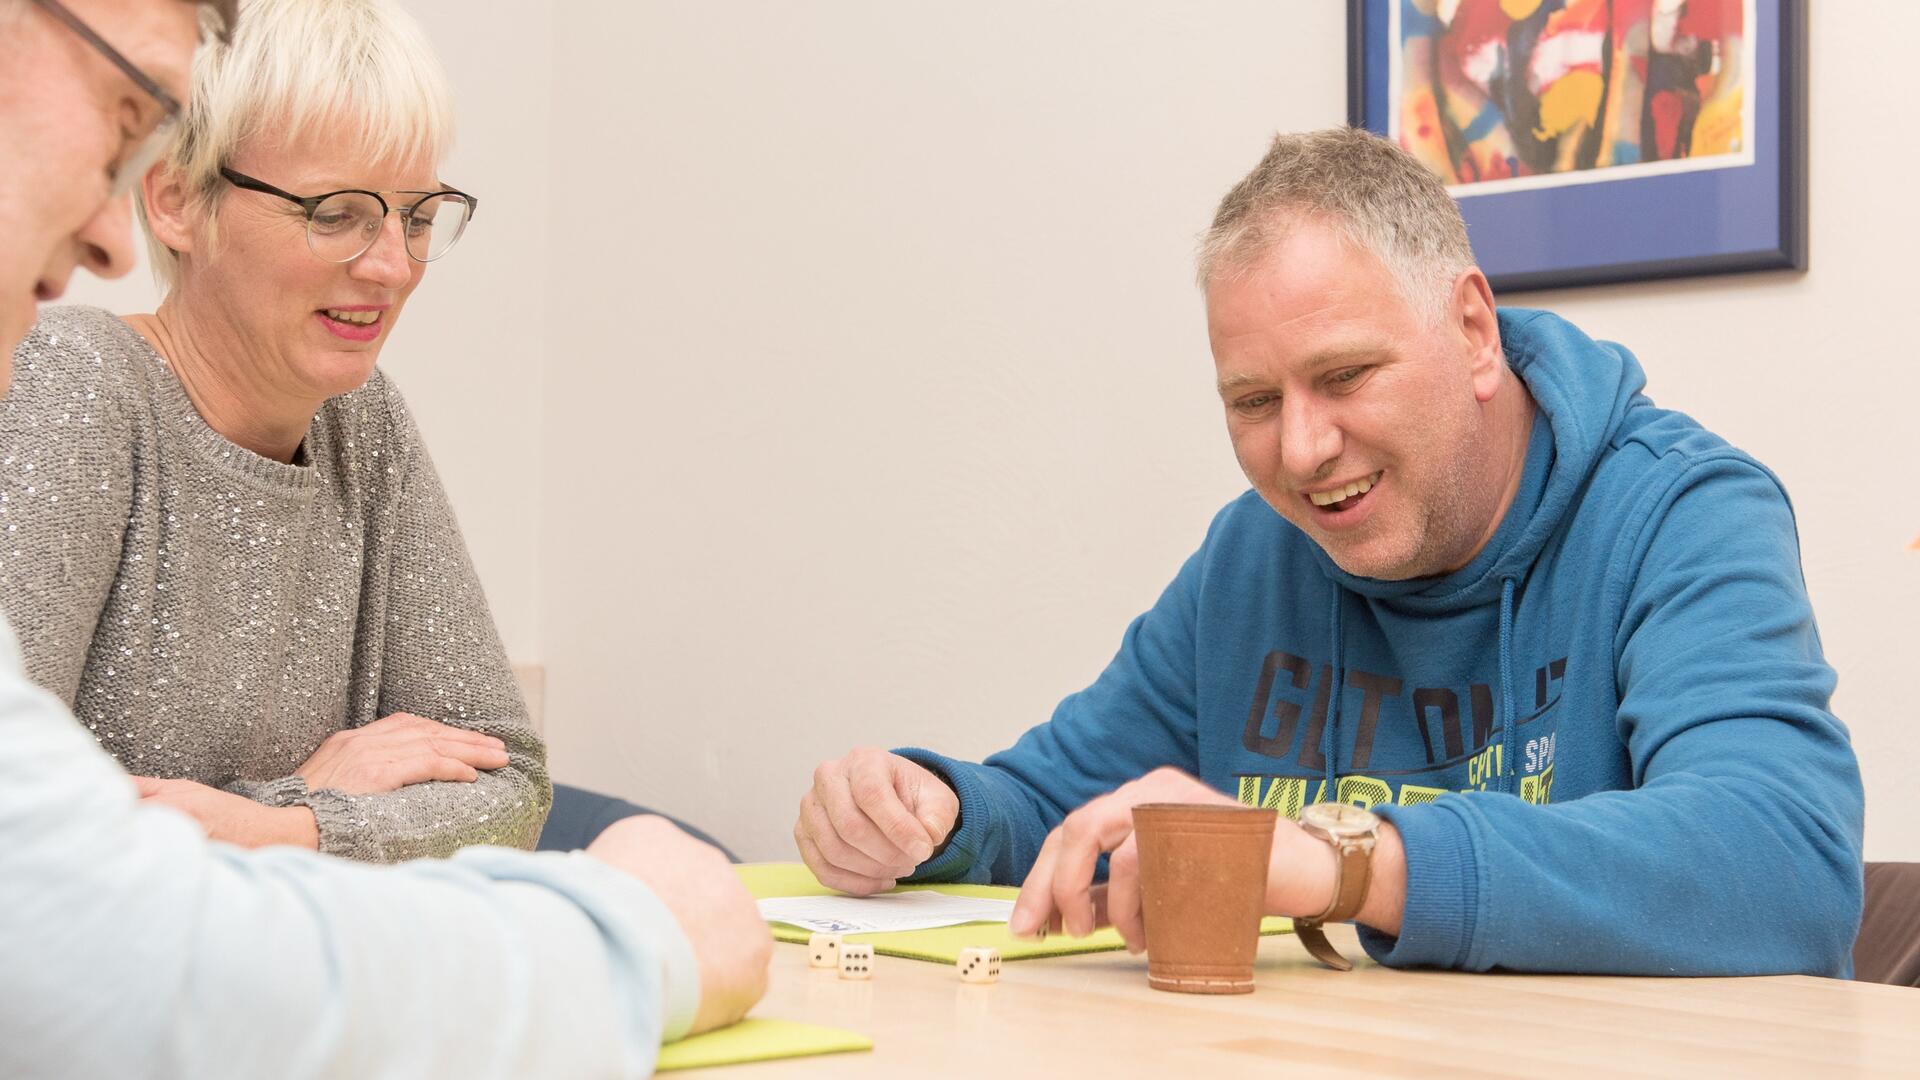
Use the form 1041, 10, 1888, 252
796, 127, 1864, 977
0, 1, 768, 1075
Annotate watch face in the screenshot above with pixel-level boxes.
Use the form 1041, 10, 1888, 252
1302, 801, 1380, 837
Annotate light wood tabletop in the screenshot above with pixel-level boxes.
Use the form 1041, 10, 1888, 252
670, 924, 1920, 1079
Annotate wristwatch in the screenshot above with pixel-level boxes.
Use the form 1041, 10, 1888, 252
1293, 802, 1380, 972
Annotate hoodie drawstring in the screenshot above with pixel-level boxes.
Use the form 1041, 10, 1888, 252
1326, 580, 1519, 799
1498, 576, 1518, 794
1324, 590, 1345, 801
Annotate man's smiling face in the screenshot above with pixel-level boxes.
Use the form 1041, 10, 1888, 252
1206, 216, 1502, 581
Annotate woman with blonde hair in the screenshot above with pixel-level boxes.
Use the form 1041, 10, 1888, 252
0, 0, 543, 860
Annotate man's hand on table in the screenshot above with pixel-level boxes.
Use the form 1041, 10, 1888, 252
1006, 766, 1408, 949
588, 815, 772, 1036
133, 776, 319, 848
794, 748, 958, 895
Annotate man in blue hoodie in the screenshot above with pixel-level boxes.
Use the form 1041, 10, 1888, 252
794, 127, 1864, 977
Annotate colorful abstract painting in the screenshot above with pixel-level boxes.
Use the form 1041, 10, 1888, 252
1390, 0, 1755, 195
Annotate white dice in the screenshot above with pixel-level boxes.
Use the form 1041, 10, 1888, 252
957, 947, 1000, 983
808, 933, 843, 969
837, 943, 874, 980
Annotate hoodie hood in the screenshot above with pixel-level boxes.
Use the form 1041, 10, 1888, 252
1302, 308, 1653, 793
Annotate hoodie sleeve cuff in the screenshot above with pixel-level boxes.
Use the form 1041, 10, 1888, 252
1359, 802, 1481, 970
893, 747, 994, 884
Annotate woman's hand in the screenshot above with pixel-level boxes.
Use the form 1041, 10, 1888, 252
295, 712, 511, 794
133, 777, 319, 849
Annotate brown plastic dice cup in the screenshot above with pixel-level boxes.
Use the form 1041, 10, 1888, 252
1130, 802, 1277, 995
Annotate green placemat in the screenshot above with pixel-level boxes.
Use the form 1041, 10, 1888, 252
655, 1018, 872, 1072
738, 862, 1291, 963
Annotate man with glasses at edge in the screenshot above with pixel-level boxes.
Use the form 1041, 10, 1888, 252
0, 2, 769, 1076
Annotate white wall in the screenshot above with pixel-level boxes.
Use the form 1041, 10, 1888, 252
537, 0, 1336, 854
59, 2, 1920, 862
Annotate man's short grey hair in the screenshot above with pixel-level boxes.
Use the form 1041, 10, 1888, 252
1197, 127, 1477, 323
139, 0, 453, 290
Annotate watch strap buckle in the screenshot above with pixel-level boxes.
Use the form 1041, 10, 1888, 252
1294, 921, 1355, 972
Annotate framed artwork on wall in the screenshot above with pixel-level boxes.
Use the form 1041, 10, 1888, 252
1347, 0, 1806, 292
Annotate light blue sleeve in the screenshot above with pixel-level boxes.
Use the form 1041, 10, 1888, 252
899, 545, 1207, 885
0, 617, 700, 1079
1361, 457, 1864, 976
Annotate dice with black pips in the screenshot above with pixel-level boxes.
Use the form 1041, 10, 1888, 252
957, 946, 1000, 983
808, 932, 843, 969
837, 942, 874, 980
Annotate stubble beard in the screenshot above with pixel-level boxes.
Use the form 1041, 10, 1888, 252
1319, 416, 1484, 583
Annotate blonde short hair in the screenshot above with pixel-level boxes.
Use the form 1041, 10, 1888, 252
140, 0, 454, 289
1198, 127, 1476, 323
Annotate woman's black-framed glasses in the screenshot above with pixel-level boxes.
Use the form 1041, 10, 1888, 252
32, 0, 184, 197
219, 167, 478, 264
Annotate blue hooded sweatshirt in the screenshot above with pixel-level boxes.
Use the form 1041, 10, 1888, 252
900, 309, 1864, 976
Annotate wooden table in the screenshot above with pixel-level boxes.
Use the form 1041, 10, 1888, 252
675, 925, 1920, 1078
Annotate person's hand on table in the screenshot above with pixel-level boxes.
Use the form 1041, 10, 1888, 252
1006, 766, 1407, 951
794, 747, 958, 895
588, 815, 772, 1036
294, 712, 511, 794
133, 776, 319, 848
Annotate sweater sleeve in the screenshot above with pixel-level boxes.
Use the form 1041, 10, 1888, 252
0, 312, 136, 704
900, 544, 1207, 885
1358, 457, 1865, 976
286, 382, 551, 861
0, 617, 697, 1079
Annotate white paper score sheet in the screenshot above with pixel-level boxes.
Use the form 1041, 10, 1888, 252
756, 891, 1016, 934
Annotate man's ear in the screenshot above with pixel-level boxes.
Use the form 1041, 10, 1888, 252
1452, 268, 1503, 403
139, 164, 197, 257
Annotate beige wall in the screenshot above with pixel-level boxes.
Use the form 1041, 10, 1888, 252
59, 3, 1918, 861
537, 0, 1334, 854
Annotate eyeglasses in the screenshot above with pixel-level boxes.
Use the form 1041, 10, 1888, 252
219, 168, 479, 264
32, 0, 184, 198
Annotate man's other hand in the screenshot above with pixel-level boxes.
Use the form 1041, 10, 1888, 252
794, 748, 959, 895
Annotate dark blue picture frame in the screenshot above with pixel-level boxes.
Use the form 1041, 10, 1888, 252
1346, 0, 1806, 293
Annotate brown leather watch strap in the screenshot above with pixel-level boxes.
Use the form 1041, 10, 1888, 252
1319, 833, 1373, 923
1294, 825, 1374, 972
1295, 923, 1354, 972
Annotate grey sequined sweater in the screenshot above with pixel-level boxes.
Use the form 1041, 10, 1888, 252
0, 306, 550, 861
